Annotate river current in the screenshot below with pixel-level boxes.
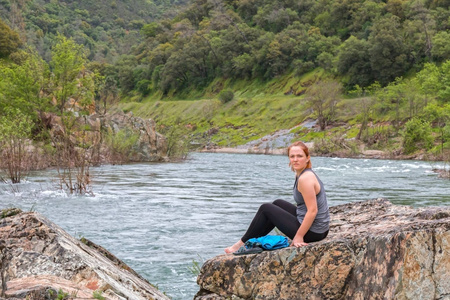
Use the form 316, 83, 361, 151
1, 153, 449, 299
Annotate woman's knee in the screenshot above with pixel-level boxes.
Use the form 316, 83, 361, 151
259, 202, 274, 212
273, 199, 286, 206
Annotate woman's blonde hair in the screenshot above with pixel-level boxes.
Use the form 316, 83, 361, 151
287, 141, 312, 170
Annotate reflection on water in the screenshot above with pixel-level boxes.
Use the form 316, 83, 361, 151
1, 153, 449, 299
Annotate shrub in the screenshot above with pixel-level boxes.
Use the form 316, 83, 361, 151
0, 109, 34, 183
402, 117, 433, 154
218, 89, 234, 104
103, 128, 139, 164
136, 79, 151, 96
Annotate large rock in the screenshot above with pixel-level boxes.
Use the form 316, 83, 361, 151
0, 208, 169, 300
195, 199, 450, 300
102, 111, 167, 162
43, 110, 167, 165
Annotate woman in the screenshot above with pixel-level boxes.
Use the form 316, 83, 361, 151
225, 141, 330, 253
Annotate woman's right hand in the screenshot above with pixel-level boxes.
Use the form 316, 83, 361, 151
291, 236, 308, 247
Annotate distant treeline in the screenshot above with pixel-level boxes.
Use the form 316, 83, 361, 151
2, 0, 450, 97
0, 0, 189, 62
115, 0, 450, 95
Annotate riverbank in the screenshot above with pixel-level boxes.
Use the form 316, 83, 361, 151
198, 142, 450, 178
199, 144, 433, 161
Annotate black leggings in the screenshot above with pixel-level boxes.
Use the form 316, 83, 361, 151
241, 199, 328, 243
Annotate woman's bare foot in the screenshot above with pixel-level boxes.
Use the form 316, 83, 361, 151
225, 240, 244, 254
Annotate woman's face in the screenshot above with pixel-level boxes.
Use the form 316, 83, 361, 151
289, 146, 309, 172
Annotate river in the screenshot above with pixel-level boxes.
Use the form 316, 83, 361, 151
1, 153, 449, 299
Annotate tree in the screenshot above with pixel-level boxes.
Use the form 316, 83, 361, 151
416, 62, 441, 102
0, 19, 21, 58
375, 78, 407, 131
232, 53, 254, 78
349, 83, 380, 141
50, 36, 96, 194
403, 1, 435, 62
423, 102, 450, 154
140, 22, 162, 38
431, 31, 450, 61
368, 16, 410, 85
417, 60, 450, 103
337, 36, 373, 87
402, 117, 433, 154
0, 49, 51, 138
115, 55, 138, 93
51, 35, 87, 114
306, 80, 342, 131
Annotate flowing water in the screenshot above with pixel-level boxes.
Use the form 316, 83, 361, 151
1, 153, 449, 299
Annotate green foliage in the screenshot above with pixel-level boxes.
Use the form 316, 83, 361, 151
337, 36, 372, 88
0, 108, 34, 183
306, 80, 342, 131
3, 0, 450, 97
373, 78, 427, 130
0, 19, 21, 58
423, 102, 450, 153
416, 60, 450, 102
432, 31, 450, 61
51, 35, 88, 114
0, 0, 188, 63
367, 16, 409, 86
2, 0, 450, 163
158, 123, 191, 159
0, 48, 50, 122
141, 22, 161, 38
47, 288, 69, 300
218, 90, 234, 104
108, 0, 450, 95
93, 290, 106, 300
312, 135, 359, 156
187, 259, 202, 276
103, 128, 139, 164
402, 117, 433, 154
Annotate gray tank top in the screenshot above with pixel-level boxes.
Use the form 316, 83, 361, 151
293, 168, 330, 233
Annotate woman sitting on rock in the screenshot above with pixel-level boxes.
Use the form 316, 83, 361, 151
225, 141, 330, 253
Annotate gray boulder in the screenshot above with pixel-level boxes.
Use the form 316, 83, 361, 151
0, 208, 169, 300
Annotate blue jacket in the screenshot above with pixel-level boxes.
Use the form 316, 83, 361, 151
246, 235, 289, 250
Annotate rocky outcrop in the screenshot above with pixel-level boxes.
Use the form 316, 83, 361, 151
44, 110, 167, 165
195, 199, 450, 300
101, 111, 167, 162
0, 208, 169, 300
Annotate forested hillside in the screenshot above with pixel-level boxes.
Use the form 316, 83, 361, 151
114, 0, 450, 95
0, 0, 189, 62
0, 0, 449, 169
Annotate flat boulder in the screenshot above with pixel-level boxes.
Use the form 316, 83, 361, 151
195, 199, 450, 300
0, 208, 169, 300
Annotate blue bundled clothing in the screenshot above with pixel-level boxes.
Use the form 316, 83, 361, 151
246, 235, 289, 250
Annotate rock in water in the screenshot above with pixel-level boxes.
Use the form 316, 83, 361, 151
195, 199, 450, 300
0, 209, 169, 300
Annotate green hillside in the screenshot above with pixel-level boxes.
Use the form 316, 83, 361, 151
0, 0, 189, 62
107, 0, 450, 96
0, 0, 449, 164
